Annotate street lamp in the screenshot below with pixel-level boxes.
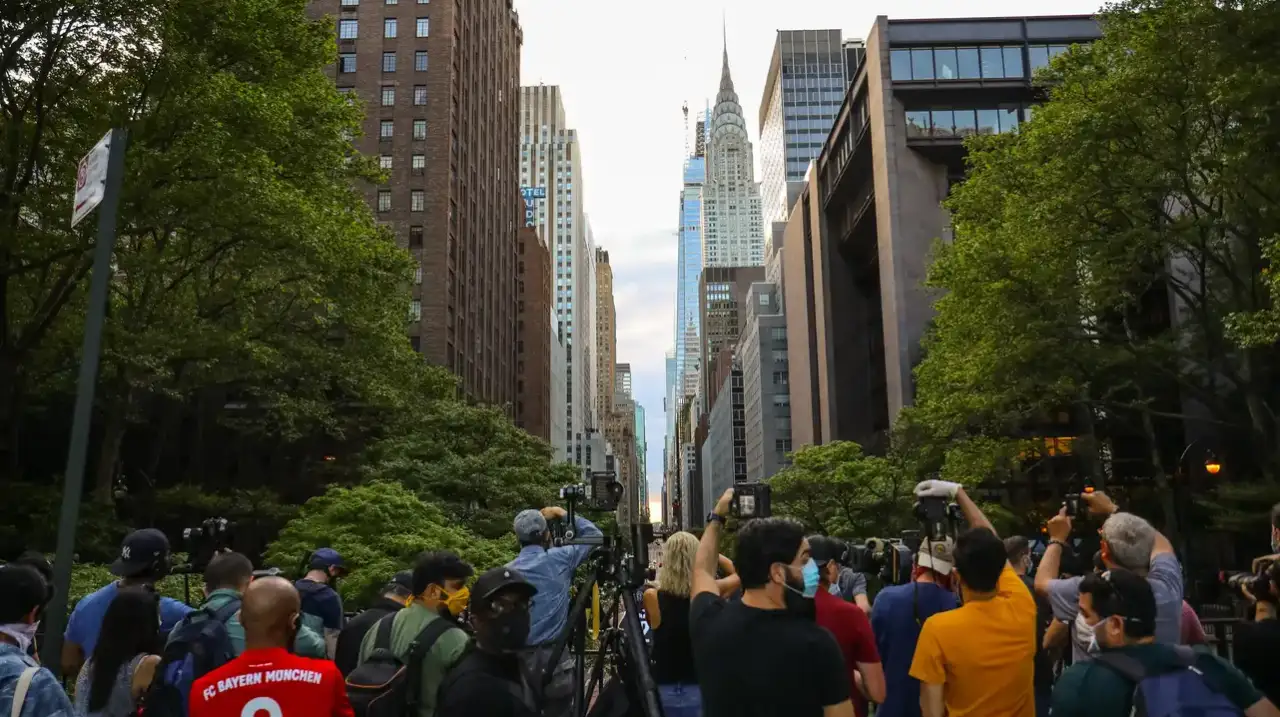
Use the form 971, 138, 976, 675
1204, 456, 1222, 476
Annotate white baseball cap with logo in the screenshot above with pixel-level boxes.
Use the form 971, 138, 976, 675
917, 537, 955, 575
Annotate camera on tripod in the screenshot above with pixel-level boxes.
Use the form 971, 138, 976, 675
914, 496, 962, 542
180, 517, 233, 573
844, 536, 915, 585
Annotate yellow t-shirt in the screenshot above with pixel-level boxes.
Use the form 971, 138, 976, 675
909, 563, 1036, 717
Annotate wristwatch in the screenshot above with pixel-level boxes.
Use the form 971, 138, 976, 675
1048, 539, 1068, 550
707, 513, 726, 525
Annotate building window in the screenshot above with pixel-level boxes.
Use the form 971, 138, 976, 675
418, 0, 429, 3
339, 53, 357, 73
413, 85, 427, 105
411, 190, 425, 211
381, 52, 396, 72
377, 190, 391, 212
1003, 46, 1024, 78
414, 51, 428, 71
341, 0, 358, 5
412, 154, 425, 171
410, 299, 421, 320
414, 265, 422, 284
384, 18, 397, 38
338, 19, 358, 38
911, 48, 934, 80
409, 226, 423, 248
379, 120, 393, 138
385, 0, 397, 4
980, 46, 1003, 79
891, 45, 1031, 81
416, 17, 429, 37
379, 155, 392, 170
413, 119, 426, 140
381, 86, 395, 106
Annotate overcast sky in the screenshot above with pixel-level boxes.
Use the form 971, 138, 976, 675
513, 0, 1098, 518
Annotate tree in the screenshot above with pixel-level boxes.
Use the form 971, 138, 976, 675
770, 441, 914, 539
264, 481, 515, 605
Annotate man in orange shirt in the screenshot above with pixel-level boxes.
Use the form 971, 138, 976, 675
191, 577, 353, 717
908, 479, 1037, 717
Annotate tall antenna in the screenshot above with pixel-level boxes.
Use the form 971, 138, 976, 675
682, 100, 689, 158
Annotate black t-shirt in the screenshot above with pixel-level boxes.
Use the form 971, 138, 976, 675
690, 591, 849, 717
437, 647, 537, 717
334, 598, 403, 676
1233, 618, 1280, 705
1019, 574, 1054, 691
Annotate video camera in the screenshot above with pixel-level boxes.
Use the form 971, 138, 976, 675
914, 496, 962, 543
178, 517, 233, 573
1223, 558, 1277, 603
845, 534, 916, 585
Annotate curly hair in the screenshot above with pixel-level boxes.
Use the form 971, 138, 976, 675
657, 531, 698, 597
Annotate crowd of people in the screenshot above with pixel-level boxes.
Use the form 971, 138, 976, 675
3, 482, 1280, 717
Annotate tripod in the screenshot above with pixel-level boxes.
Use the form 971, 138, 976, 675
540, 536, 664, 717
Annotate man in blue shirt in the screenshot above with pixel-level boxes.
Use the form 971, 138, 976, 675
296, 547, 346, 657
507, 506, 600, 717
1, 564, 74, 717
62, 528, 192, 677
869, 536, 959, 717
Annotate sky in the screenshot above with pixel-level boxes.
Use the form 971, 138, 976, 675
513, 0, 1098, 519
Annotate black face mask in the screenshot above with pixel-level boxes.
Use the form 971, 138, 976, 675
780, 566, 815, 620
478, 610, 531, 653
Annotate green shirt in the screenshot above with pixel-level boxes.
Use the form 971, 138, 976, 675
182, 589, 327, 658
356, 602, 470, 717
1050, 643, 1264, 717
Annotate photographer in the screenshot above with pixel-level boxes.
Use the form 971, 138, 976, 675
831, 551, 872, 612
1233, 559, 1280, 705
908, 480, 1037, 717
506, 505, 600, 717
691, 489, 854, 717
296, 548, 346, 657
63, 529, 193, 678
869, 536, 957, 717
1034, 492, 1183, 663
811, 536, 884, 717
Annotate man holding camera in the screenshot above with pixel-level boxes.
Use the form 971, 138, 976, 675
691, 489, 854, 717
1034, 491, 1183, 663
908, 479, 1037, 717
811, 536, 885, 717
1234, 550, 1280, 704
506, 505, 601, 717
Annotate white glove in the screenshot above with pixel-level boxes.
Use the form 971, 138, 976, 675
915, 479, 962, 499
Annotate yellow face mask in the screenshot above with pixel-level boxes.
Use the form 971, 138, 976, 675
444, 587, 470, 616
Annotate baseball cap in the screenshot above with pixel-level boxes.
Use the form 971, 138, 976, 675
110, 529, 172, 577
1093, 568, 1157, 632
469, 566, 537, 610
917, 537, 955, 575
808, 536, 847, 565
513, 509, 548, 543
309, 548, 344, 571
390, 570, 413, 590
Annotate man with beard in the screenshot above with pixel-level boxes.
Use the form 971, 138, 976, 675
689, 489, 853, 717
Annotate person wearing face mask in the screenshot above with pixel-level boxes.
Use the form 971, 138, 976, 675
437, 567, 539, 717
1005, 536, 1053, 717
354, 551, 472, 717
690, 489, 854, 717
0, 564, 74, 717
1050, 569, 1280, 717
810, 536, 884, 717
908, 479, 1037, 717
335, 571, 414, 676
190, 577, 353, 717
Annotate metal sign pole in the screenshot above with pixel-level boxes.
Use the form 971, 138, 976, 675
40, 128, 129, 673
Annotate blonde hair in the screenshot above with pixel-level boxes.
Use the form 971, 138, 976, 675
657, 531, 698, 597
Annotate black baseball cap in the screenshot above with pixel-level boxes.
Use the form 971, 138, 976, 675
1092, 568, 1157, 632
391, 571, 413, 590
469, 566, 537, 610
110, 529, 172, 577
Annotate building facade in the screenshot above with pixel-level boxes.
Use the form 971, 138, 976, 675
322, 0, 522, 407
516, 226, 551, 443
549, 311, 567, 458
784, 14, 1100, 449
520, 85, 596, 461
635, 402, 647, 518
759, 30, 850, 225
701, 357, 745, 529
595, 248, 616, 424
739, 282, 792, 481
615, 363, 632, 402
699, 266, 766, 399
703, 47, 764, 268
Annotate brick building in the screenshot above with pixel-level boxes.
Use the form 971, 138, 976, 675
517, 226, 551, 442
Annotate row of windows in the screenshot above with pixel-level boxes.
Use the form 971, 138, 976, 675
377, 189, 426, 211
374, 85, 427, 106
338, 17, 428, 39
377, 154, 426, 171
905, 107, 1022, 138
379, 119, 428, 139
891, 43, 1073, 82
340, 50, 429, 73
341, 0, 429, 5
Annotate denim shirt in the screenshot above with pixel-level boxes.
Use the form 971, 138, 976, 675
507, 517, 601, 646
0, 643, 75, 717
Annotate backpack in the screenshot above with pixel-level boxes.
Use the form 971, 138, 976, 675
346, 614, 458, 717
143, 599, 242, 717
1095, 645, 1244, 717
437, 645, 535, 716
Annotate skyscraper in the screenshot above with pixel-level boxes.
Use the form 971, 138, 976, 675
595, 248, 616, 425
520, 86, 596, 461
320, 0, 522, 407
759, 30, 850, 224
673, 116, 709, 406
703, 43, 765, 268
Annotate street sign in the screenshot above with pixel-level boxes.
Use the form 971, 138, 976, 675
72, 131, 113, 227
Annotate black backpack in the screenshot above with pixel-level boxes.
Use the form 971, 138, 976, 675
144, 599, 242, 717
346, 614, 458, 717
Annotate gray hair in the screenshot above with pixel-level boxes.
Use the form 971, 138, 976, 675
1100, 512, 1156, 573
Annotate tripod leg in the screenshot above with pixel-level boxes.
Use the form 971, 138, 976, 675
620, 588, 665, 717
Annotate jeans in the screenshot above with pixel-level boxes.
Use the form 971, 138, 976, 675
658, 684, 702, 717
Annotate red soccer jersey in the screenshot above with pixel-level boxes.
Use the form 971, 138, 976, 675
816, 588, 881, 717
190, 647, 353, 717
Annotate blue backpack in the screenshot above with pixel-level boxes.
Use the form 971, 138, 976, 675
1095, 645, 1244, 717
143, 599, 242, 717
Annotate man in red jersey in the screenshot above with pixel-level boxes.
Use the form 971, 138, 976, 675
810, 536, 885, 717
190, 576, 353, 717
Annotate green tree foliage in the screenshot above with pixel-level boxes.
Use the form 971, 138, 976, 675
910, 0, 1280, 538
362, 402, 583, 539
770, 442, 914, 539
265, 482, 516, 605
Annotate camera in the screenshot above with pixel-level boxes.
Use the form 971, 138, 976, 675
730, 483, 772, 520
560, 473, 623, 513
181, 517, 232, 572
913, 496, 961, 542
1223, 559, 1277, 602
849, 537, 914, 585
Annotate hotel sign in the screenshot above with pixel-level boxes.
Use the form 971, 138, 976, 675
521, 186, 546, 228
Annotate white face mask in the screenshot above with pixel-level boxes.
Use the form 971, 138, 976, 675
0, 622, 39, 654
1074, 613, 1102, 655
